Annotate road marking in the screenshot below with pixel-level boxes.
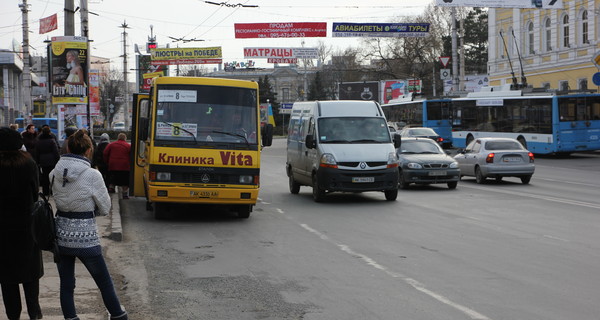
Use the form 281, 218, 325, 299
543, 235, 570, 242
460, 184, 600, 210
534, 177, 600, 188
299, 223, 492, 320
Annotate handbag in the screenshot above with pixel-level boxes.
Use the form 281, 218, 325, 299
31, 192, 60, 263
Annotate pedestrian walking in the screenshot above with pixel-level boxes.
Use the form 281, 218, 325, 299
0, 127, 44, 320
93, 133, 110, 188
21, 124, 38, 158
60, 127, 77, 155
50, 129, 128, 320
34, 126, 60, 196
103, 133, 131, 199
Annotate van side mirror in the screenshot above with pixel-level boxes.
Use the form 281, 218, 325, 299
139, 118, 149, 141
393, 133, 402, 149
305, 134, 316, 149
261, 124, 274, 146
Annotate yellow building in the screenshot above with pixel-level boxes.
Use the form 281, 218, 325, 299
488, 0, 598, 91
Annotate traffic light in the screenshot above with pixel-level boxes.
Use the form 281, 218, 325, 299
146, 40, 157, 53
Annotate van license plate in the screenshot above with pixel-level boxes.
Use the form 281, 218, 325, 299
352, 177, 374, 183
190, 191, 219, 198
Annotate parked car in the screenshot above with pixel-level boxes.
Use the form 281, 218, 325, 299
396, 138, 460, 189
112, 121, 126, 131
454, 137, 535, 184
398, 127, 444, 146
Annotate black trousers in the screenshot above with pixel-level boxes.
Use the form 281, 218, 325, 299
40, 166, 54, 196
0, 280, 41, 319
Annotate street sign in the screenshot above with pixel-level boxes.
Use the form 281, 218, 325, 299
593, 51, 600, 68
440, 69, 451, 80
593, 73, 600, 86
439, 56, 450, 67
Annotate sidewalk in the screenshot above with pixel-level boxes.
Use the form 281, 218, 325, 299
12, 193, 124, 320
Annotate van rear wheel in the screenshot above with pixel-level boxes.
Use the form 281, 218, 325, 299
237, 205, 251, 219
312, 175, 326, 202
154, 202, 169, 220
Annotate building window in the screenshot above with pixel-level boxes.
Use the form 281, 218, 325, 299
562, 14, 570, 48
527, 21, 535, 54
542, 82, 550, 89
581, 10, 589, 44
579, 78, 588, 91
282, 88, 290, 102
544, 18, 552, 51
559, 81, 569, 92
507, 28, 514, 57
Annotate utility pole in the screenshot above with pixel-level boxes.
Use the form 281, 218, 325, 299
121, 21, 130, 130
451, 7, 459, 93
80, 0, 89, 38
64, 0, 75, 36
80, 0, 91, 133
459, 17, 466, 91
20, 0, 32, 120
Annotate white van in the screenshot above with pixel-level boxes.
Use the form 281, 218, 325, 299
112, 121, 126, 131
286, 100, 401, 202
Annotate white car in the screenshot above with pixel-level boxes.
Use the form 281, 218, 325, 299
112, 122, 126, 131
454, 137, 535, 184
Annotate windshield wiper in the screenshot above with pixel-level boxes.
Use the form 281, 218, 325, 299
158, 122, 197, 144
351, 139, 383, 143
323, 139, 351, 143
212, 130, 249, 146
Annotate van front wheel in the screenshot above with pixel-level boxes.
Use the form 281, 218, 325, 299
289, 175, 300, 194
384, 188, 398, 201
312, 175, 326, 202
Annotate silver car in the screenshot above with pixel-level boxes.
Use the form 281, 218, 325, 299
454, 137, 535, 184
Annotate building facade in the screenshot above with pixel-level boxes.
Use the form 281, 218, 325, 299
488, 0, 599, 91
0, 50, 40, 126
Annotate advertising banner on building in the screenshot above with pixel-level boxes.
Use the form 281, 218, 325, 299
235, 22, 327, 38
138, 55, 169, 92
57, 104, 89, 138
332, 23, 430, 38
243, 47, 319, 59
150, 47, 222, 65
51, 36, 88, 105
338, 82, 380, 102
434, 0, 563, 9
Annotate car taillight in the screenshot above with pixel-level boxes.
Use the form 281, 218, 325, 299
438, 137, 444, 142
528, 152, 534, 163
486, 153, 494, 163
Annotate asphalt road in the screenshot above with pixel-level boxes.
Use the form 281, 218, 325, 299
113, 139, 600, 320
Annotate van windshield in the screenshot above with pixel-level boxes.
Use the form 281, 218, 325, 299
318, 117, 391, 144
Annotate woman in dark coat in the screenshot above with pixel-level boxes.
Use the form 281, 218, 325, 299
34, 126, 60, 196
0, 127, 44, 320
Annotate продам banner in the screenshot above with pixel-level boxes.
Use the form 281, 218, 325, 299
235, 22, 327, 39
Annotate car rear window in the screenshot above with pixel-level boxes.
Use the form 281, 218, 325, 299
485, 141, 523, 150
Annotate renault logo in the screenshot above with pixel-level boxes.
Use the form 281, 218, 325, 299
201, 174, 210, 183
359, 162, 367, 169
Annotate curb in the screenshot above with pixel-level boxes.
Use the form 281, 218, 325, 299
108, 193, 123, 242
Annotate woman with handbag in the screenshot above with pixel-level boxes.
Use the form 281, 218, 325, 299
50, 129, 128, 320
0, 127, 43, 320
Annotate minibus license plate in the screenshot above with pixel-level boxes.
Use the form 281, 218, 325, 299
190, 191, 219, 198
352, 177, 374, 183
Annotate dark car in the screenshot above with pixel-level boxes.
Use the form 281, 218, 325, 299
396, 138, 460, 189
398, 127, 444, 146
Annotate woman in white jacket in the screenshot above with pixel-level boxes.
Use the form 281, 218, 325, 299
50, 129, 127, 320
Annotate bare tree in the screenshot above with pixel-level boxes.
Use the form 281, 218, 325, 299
99, 69, 124, 128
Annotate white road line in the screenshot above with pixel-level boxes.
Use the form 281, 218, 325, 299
300, 223, 493, 320
460, 184, 600, 210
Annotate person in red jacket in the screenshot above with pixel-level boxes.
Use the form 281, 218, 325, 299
103, 133, 131, 199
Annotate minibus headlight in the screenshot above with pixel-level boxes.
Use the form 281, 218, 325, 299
156, 172, 171, 181
239, 175, 253, 184
387, 152, 398, 168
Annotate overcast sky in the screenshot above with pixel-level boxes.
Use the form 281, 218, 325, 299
1, 0, 432, 71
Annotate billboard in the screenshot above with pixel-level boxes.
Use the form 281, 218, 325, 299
434, 0, 563, 9
332, 23, 430, 38
338, 82, 380, 102
150, 47, 222, 65
234, 22, 327, 38
137, 55, 169, 92
51, 36, 88, 105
